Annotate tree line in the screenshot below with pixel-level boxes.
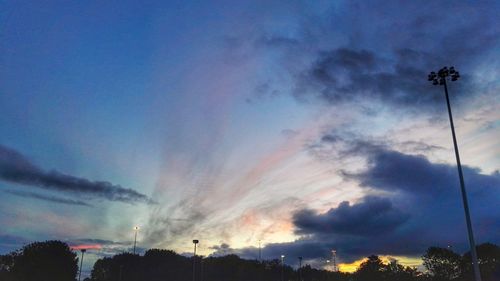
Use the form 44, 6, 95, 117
0, 240, 499, 281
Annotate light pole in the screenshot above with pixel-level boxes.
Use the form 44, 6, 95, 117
133, 226, 140, 254
298, 257, 302, 281
428, 66, 481, 281
78, 249, 86, 281
193, 239, 199, 281
281, 255, 285, 281
331, 250, 337, 272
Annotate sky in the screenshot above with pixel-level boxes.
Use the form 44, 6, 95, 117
1, 0, 499, 276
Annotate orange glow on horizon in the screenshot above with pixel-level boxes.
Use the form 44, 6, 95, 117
338, 255, 422, 273
338, 258, 367, 273
70, 244, 102, 250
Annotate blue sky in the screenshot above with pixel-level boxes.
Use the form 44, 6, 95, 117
1, 0, 499, 276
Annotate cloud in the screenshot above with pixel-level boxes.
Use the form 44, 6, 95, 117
293, 196, 409, 236
4, 189, 92, 206
238, 140, 500, 263
294, 47, 467, 111
349, 148, 500, 196
144, 199, 206, 246
0, 145, 153, 204
209, 243, 234, 257
246, 1, 499, 113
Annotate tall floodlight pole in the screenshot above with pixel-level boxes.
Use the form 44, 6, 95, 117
133, 226, 140, 254
281, 255, 285, 281
298, 257, 303, 281
78, 249, 86, 281
193, 239, 199, 281
428, 67, 481, 281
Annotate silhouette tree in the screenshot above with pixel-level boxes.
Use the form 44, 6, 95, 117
8, 240, 78, 281
462, 243, 500, 281
0, 252, 17, 281
384, 259, 421, 281
91, 253, 144, 281
11, 240, 479, 281
142, 249, 190, 281
423, 247, 462, 281
355, 255, 385, 281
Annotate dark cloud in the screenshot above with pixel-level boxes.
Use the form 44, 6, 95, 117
246, 142, 500, 263
0, 145, 153, 204
209, 243, 234, 257
4, 189, 92, 206
350, 148, 500, 196
70, 238, 127, 246
294, 47, 460, 110
293, 196, 409, 236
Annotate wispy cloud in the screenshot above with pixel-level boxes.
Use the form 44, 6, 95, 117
4, 189, 92, 206
0, 145, 153, 204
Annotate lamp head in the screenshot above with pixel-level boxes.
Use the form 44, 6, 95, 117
193, 239, 199, 244
429, 67, 460, 85
134, 226, 140, 231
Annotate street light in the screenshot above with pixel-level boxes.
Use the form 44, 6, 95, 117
133, 226, 140, 255
281, 255, 285, 281
193, 239, 199, 281
428, 66, 481, 281
78, 249, 86, 281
